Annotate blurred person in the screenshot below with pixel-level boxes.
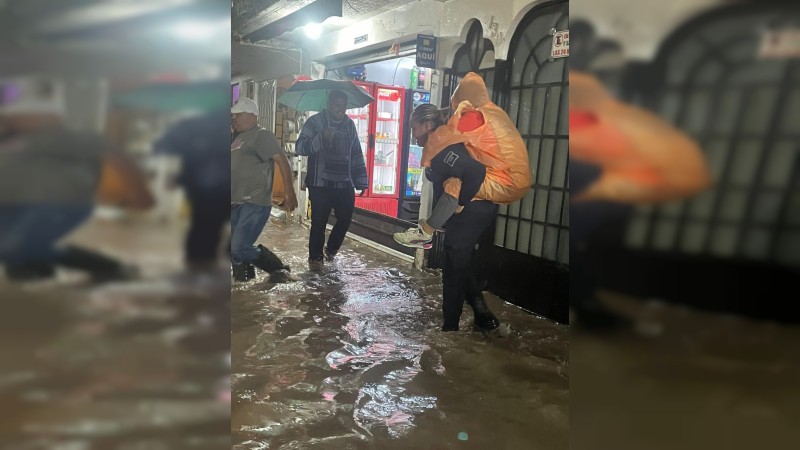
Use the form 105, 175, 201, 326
0, 81, 154, 281
569, 68, 711, 331
230, 97, 298, 281
294, 90, 369, 268
155, 106, 231, 269
408, 104, 501, 332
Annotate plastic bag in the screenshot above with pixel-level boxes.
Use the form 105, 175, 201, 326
422, 72, 532, 204
569, 71, 710, 203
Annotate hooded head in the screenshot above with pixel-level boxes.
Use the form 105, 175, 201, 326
450, 72, 491, 110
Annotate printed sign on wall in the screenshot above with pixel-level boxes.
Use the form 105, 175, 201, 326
416, 34, 437, 68
551, 30, 569, 59
758, 28, 800, 59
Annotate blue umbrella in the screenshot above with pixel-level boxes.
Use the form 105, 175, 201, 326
277, 79, 373, 112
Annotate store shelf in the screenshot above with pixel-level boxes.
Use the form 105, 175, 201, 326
376, 117, 399, 122
376, 139, 399, 144
373, 163, 396, 167
348, 114, 369, 120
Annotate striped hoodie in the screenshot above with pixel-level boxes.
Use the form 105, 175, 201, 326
295, 110, 369, 190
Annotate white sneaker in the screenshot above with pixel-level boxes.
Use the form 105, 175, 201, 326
393, 226, 433, 248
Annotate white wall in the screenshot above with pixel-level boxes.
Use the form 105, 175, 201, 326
232, 43, 312, 83
305, 1, 444, 62
305, 0, 555, 68
571, 0, 731, 61
439, 0, 551, 61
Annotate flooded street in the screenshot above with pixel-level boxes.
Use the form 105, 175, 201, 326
0, 216, 232, 449
231, 219, 569, 449
571, 292, 800, 450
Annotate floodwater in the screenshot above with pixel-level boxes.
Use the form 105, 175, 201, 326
571, 292, 800, 450
0, 217, 232, 449
231, 219, 570, 449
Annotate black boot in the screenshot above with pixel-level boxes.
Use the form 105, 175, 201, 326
58, 245, 138, 281
5, 263, 56, 280
254, 244, 290, 274
573, 298, 633, 333
467, 293, 500, 331
232, 263, 255, 281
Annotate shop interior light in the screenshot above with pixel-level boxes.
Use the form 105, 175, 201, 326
304, 23, 323, 39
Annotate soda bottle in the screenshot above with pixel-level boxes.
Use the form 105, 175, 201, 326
410, 66, 419, 90
418, 68, 426, 90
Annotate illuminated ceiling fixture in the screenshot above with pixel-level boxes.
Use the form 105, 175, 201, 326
304, 23, 323, 40
173, 19, 229, 41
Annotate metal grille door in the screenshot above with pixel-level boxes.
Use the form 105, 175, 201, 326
498, 0, 569, 265
625, 3, 800, 267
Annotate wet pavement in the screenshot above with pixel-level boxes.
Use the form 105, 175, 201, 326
571, 292, 800, 450
0, 216, 232, 449
231, 218, 570, 449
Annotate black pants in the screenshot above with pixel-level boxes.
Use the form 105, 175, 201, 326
185, 190, 230, 264
308, 187, 355, 260
570, 161, 632, 317
441, 200, 499, 329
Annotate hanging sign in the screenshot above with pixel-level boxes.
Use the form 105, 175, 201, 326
551, 29, 569, 59
758, 28, 800, 59
416, 34, 437, 68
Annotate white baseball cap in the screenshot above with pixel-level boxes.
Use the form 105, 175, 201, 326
231, 97, 259, 115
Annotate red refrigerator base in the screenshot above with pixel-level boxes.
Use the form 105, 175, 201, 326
355, 197, 399, 218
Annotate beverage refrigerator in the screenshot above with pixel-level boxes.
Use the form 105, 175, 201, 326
397, 89, 431, 222
347, 82, 407, 218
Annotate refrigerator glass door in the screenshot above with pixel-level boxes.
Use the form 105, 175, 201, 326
346, 83, 372, 174
405, 144, 424, 197
372, 87, 402, 196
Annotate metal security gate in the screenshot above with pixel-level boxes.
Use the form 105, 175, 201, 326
624, 3, 800, 267
497, 0, 569, 266
591, 1, 800, 321
255, 80, 277, 134
430, 2, 570, 322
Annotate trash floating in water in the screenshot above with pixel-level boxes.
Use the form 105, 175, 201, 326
458, 431, 469, 441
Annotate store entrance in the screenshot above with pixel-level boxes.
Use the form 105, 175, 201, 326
326, 56, 433, 221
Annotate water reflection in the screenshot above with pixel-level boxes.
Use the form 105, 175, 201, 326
232, 221, 569, 449
0, 220, 231, 449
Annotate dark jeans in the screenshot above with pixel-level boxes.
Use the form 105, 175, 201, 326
441, 200, 499, 329
0, 204, 92, 266
186, 190, 230, 264
230, 202, 271, 265
308, 187, 354, 260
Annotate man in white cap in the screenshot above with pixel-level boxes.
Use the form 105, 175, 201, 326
230, 97, 298, 281
0, 78, 154, 280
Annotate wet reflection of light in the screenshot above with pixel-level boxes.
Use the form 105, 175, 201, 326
353, 381, 437, 438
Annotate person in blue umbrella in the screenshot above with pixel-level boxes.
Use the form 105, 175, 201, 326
295, 90, 369, 269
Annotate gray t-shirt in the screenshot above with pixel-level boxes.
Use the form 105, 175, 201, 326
231, 126, 282, 206
0, 128, 108, 205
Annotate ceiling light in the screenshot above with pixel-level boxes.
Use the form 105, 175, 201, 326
304, 23, 322, 39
